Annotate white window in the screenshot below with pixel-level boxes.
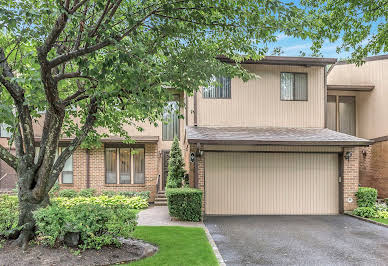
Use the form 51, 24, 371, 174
162, 100, 180, 141
0, 123, 12, 138
203, 76, 231, 99
34, 147, 73, 184
280, 72, 308, 101
105, 147, 145, 184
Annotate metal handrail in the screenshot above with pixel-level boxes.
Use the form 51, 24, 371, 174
0, 173, 7, 182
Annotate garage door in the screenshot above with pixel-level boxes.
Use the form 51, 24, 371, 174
205, 152, 339, 215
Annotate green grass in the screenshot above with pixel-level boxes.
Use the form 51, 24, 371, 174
370, 218, 388, 225
127, 226, 218, 266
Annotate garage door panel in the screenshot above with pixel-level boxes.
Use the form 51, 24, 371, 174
205, 152, 339, 215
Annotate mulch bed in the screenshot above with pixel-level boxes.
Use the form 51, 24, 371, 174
0, 238, 158, 266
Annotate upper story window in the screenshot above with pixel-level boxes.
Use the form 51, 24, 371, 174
203, 76, 231, 99
105, 147, 145, 184
327, 95, 356, 136
162, 100, 180, 141
280, 72, 308, 101
0, 123, 12, 138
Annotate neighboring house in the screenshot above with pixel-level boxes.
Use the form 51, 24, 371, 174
327, 54, 388, 199
0, 128, 17, 191
0, 56, 372, 216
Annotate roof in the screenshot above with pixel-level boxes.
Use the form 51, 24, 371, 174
34, 136, 159, 144
186, 126, 372, 146
335, 54, 388, 65
327, 84, 375, 91
217, 56, 337, 66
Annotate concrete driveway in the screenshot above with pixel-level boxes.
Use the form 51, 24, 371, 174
204, 215, 388, 265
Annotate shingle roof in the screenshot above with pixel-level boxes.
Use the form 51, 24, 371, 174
186, 126, 372, 146
217, 56, 337, 66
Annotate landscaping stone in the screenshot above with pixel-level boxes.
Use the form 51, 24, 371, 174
64, 232, 80, 247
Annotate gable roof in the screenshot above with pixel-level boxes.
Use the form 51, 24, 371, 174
186, 126, 372, 146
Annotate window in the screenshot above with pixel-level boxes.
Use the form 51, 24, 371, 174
105, 147, 145, 184
162, 100, 180, 141
326, 95, 356, 136
280, 72, 308, 101
34, 147, 73, 184
203, 76, 231, 99
0, 123, 12, 138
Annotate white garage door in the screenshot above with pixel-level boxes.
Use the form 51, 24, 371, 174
205, 152, 339, 215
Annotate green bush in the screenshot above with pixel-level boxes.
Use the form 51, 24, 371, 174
78, 188, 96, 197
166, 137, 185, 188
0, 195, 19, 237
375, 210, 388, 219
375, 203, 388, 212
352, 207, 377, 218
166, 188, 202, 222
355, 187, 377, 208
101, 191, 151, 200
34, 196, 138, 250
385, 198, 388, 205
58, 189, 78, 198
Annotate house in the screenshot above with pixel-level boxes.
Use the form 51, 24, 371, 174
0, 56, 372, 215
327, 54, 388, 199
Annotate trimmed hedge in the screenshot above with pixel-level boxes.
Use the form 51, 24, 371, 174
166, 188, 202, 222
355, 187, 377, 208
78, 188, 96, 197
101, 190, 150, 200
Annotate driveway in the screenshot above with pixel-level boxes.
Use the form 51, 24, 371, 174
205, 215, 388, 265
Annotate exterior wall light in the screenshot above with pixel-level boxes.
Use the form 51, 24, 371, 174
344, 151, 353, 161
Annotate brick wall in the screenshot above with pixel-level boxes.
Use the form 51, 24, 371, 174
359, 142, 388, 199
60, 143, 159, 202
0, 141, 17, 191
343, 147, 360, 211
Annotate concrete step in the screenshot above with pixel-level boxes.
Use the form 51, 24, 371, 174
155, 198, 167, 202
156, 195, 167, 199
154, 201, 168, 206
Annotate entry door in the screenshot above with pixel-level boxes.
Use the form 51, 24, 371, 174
162, 150, 170, 188
205, 152, 339, 215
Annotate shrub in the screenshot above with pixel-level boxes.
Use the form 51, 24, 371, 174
355, 187, 377, 208
53, 195, 148, 210
0, 195, 19, 237
58, 189, 78, 198
375, 203, 388, 212
166, 188, 202, 222
101, 191, 150, 200
166, 137, 185, 188
385, 198, 388, 205
352, 207, 377, 218
118, 191, 150, 200
78, 188, 96, 197
34, 199, 137, 250
375, 210, 388, 219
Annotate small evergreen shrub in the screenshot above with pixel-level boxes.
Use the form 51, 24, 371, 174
352, 207, 377, 218
166, 137, 185, 188
0, 195, 19, 237
78, 188, 96, 197
355, 187, 377, 208
34, 198, 137, 250
58, 189, 78, 198
166, 188, 203, 222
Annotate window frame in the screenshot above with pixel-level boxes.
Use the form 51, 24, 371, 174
58, 147, 74, 184
328, 95, 356, 136
280, 72, 308, 102
202, 76, 232, 99
162, 95, 181, 141
104, 145, 145, 185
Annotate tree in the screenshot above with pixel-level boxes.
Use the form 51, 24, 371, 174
166, 137, 185, 188
0, 0, 310, 248
301, 0, 388, 63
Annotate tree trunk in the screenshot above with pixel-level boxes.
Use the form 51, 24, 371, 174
14, 171, 50, 250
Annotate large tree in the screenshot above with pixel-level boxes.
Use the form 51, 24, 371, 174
302, 0, 388, 63
0, 0, 309, 248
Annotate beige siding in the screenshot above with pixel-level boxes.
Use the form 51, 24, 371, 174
205, 152, 339, 215
194, 64, 325, 128
328, 59, 388, 139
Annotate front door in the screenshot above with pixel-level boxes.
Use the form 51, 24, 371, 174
162, 150, 170, 189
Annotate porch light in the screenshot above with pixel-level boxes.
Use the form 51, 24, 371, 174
344, 152, 352, 161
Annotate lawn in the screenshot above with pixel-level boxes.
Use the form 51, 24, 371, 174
370, 218, 388, 225
128, 226, 218, 266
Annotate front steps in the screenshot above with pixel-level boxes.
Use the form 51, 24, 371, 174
154, 191, 167, 206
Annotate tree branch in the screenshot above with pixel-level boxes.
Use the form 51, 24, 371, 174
0, 144, 18, 170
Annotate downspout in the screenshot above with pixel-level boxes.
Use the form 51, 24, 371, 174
86, 149, 90, 188
324, 66, 328, 128
194, 91, 198, 126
